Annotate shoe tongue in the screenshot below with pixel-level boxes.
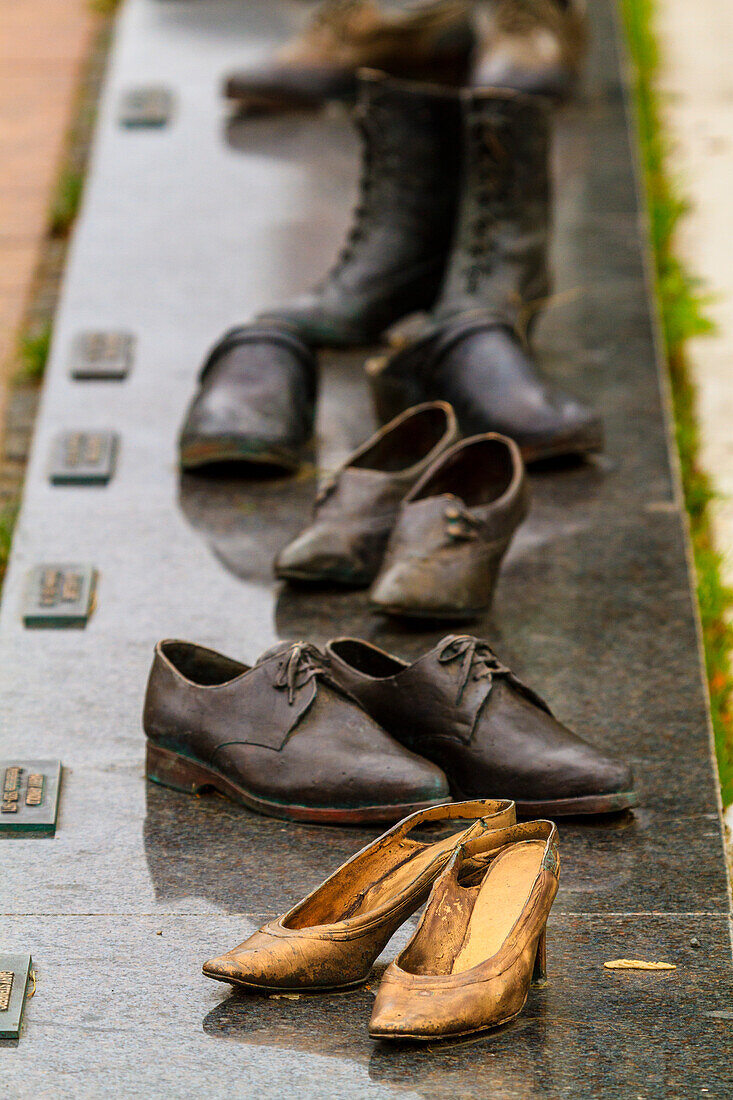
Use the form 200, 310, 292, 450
255, 640, 318, 667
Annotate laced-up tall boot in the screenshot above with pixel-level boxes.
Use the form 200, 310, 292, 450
259, 70, 462, 348
369, 88, 603, 462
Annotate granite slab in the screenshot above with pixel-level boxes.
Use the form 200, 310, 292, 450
0, 0, 730, 1093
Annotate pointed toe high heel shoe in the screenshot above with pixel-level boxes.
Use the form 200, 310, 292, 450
202, 798, 516, 993
369, 819, 559, 1041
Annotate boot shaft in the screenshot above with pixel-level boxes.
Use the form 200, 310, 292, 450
335, 71, 462, 273
434, 88, 551, 327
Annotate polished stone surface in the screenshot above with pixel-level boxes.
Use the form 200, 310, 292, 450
0, 0, 730, 1093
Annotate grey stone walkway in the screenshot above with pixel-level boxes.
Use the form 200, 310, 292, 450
1, 0, 731, 1096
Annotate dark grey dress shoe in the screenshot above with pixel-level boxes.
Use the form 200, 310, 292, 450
326, 633, 637, 816
143, 638, 450, 825
369, 433, 528, 620
275, 401, 458, 586
179, 325, 317, 473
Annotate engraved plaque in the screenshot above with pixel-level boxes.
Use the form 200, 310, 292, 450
49, 431, 118, 486
70, 332, 134, 380
0, 955, 32, 1040
119, 86, 174, 128
23, 565, 97, 628
0, 760, 61, 835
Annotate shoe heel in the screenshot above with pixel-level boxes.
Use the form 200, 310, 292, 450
366, 358, 424, 426
532, 928, 547, 987
146, 742, 218, 796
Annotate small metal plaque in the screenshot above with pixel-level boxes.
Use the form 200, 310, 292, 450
0, 760, 61, 835
0, 955, 32, 1040
49, 431, 118, 486
23, 565, 97, 628
70, 332, 134, 381
119, 87, 174, 128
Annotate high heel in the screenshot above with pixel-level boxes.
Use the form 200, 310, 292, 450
202, 799, 516, 993
369, 819, 559, 1041
532, 927, 547, 987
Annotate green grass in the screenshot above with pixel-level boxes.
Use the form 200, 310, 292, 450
621, 0, 733, 805
0, 503, 19, 589
16, 324, 52, 383
50, 168, 85, 237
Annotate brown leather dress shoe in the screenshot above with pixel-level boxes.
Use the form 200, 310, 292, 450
143, 639, 451, 824
223, 0, 474, 114
202, 798, 516, 993
369, 433, 528, 620
369, 819, 559, 1041
276, 401, 458, 586
326, 634, 638, 815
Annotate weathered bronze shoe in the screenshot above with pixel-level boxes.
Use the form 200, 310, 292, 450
369, 819, 559, 1041
471, 0, 588, 101
327, 633, 638, 815
367, 87, 603, 462
179, 325, 317, 472
143, 639, 451, 824
276, 402, 458, 586
259, 71, 462, 347
223, 0, 474, 113
202, 798, 516, 992
369, 433, 528, 620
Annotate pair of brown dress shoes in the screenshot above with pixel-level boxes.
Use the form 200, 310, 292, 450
202, 800, 561, 1042
143, 632, 636, 824
276, 401, 528, 620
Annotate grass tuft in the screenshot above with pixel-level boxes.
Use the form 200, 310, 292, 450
16, 324, 52, 383
0, 503, 19, 589
621, 0, 733, 804
50, 168, 85, 237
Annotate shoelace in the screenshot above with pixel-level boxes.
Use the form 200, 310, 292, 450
273, 643, 328, 705
462, 126, 511, 295
438, 635, 511, 704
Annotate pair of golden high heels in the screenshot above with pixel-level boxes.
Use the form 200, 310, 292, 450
203, 800, 559, 1042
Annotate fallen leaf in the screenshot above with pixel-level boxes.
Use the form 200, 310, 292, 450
604, 959, 676, 971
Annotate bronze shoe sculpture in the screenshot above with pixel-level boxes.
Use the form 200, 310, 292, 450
327, 633, 637, 815
276, 401, 458, 585
223, 0, 474, 114
368, 88, 603, 462
143, 639, 451, 824
368, 433, 528, 619
369, 819, 559, 1041
471, 0, 588, 100
179, 324, 317, 472
202, 798, 516, 992
259, 70, 462, 347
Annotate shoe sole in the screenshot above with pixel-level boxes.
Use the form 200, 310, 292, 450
369, 1003, 527, 1043
276, 565, 372, 588
146, 742, 450, 826
180, 437, 302, 473
370, 603, 486, 622
514, 790, 639, 816
201, 968, 368, 994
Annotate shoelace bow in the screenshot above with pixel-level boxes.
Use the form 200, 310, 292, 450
438, 635, 511, 704
273, 643, 328, 705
